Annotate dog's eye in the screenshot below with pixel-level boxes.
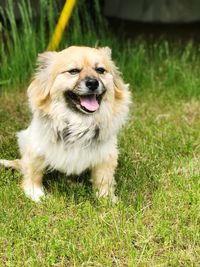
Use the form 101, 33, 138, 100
95, 67, 106, 74
68, 69, 80, 75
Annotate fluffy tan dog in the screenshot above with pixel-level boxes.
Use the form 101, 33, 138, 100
0, 46, 131, 202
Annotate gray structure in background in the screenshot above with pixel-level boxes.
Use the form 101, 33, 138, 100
104, 0, 200, 23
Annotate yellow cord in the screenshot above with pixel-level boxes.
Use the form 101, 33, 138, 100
47, 0, 76, 51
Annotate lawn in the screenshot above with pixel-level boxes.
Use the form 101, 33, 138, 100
0, 1, 200, 266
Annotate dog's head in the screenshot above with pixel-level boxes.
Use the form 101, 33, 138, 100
28, 46, 128, 115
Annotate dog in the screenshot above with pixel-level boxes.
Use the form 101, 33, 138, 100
0, 46, 131, 202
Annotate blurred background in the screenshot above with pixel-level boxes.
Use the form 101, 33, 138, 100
104, 0, 200, 41
1, 0, 200, 41
1, 0, 200, 89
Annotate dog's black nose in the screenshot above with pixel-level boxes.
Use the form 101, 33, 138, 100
85, 78, 99, 91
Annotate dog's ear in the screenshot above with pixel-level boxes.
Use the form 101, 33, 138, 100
99, 47, 128, 101
28, 51, 57, 111
99, 46, 112, 58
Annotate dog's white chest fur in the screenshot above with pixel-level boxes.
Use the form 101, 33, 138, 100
17, 112, 116, 175
43, 138, 113, 174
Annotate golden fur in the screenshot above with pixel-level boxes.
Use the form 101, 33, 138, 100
0, 46, 131, 202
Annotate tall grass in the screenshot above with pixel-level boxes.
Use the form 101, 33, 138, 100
0, 0, 56, 87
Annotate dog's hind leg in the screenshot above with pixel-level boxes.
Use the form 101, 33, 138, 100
0, 159, 21, 170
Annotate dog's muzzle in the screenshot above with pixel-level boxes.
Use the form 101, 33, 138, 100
64, 78, 106, 114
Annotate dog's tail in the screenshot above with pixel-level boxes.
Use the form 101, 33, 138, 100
0, 159, 21, 171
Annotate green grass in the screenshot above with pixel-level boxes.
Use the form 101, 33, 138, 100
0, 0, 200, 266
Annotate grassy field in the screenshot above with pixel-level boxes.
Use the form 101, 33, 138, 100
0, 1, 200, 266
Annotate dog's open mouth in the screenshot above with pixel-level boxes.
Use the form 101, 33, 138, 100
64, 91, 105, 114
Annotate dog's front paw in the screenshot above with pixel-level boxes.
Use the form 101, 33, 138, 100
23, 184, 45, 202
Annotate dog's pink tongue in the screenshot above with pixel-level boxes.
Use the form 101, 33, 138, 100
80, 95, 99, 111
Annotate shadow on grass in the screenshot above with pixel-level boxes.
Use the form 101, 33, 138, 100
43, 169, 96, 204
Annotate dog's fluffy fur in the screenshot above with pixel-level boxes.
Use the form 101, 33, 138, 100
0, 46, 131, 202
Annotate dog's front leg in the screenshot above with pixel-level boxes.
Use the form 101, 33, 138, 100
91, 150, 118, 203
21, 153, 46, 202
